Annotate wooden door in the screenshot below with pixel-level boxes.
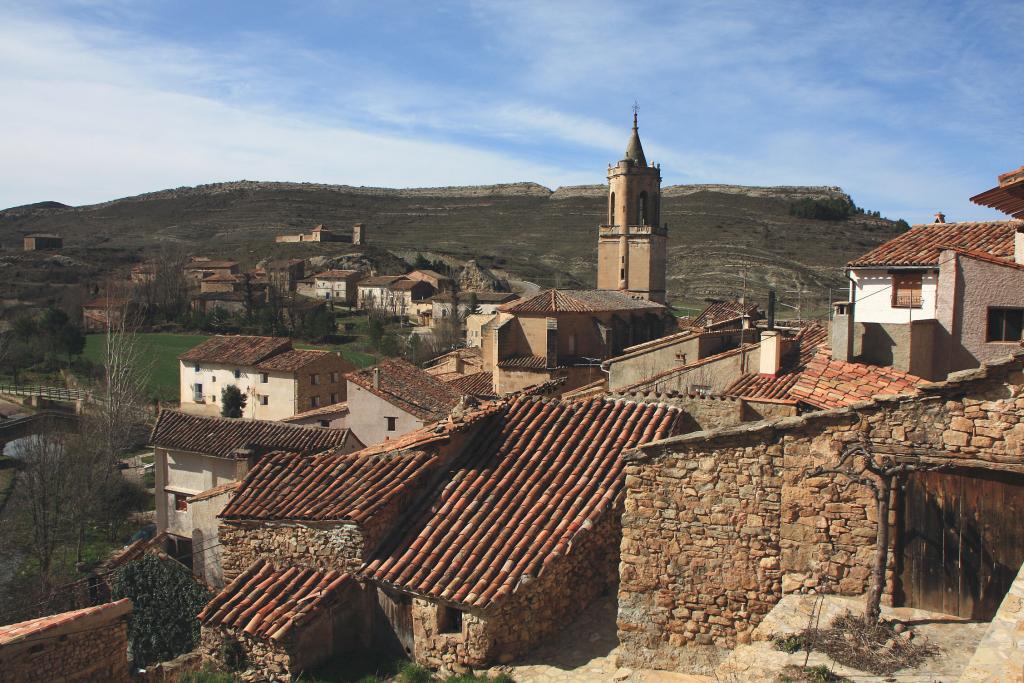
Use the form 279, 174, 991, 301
898, 469, 1024, 620
375, 589, 414, 657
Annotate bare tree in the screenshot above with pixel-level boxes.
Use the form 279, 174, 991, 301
807, 441, 945, 625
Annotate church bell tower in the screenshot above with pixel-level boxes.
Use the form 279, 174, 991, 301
597, 108, 667, 303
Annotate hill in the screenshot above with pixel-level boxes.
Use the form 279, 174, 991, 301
0, 180, 906, 316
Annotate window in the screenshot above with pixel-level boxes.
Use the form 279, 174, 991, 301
319, 420, 330, 428
609, 191, 615, 224
210, 375, 216, 383
987, 308, 1024, 342
259, 395, 269, 406
193, 383, 203, 402
234, 369, 242, 379
193, 363, 201, 372
637, 191, 648, 225
330, 371, 340, 383
385, 416, 398, 432
437, 604, 463, 634
211, 393, 217, 402
310, 396, 321, 409
891, 272, 923, 309
260, 372, 269, 383
310, 373, 320, 385
174, 493, 188, 512
330, 392, 339, 404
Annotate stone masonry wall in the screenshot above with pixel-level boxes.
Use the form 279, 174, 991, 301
618, 356, 1024, 672
410, 504, 623, 670
0, 620, 132, 683
614, 391, 743, 433
200, 628, 294, 683
219, 521, 364, 582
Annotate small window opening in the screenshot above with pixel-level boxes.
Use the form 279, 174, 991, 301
234, 369, 241, 379
260, 372, 269, 383
987, 307, 1024, 342
174, 493, 189, 512
437, 604, 463, 634
385, 416, 398, 432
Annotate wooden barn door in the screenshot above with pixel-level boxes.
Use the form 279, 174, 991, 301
898, 469, 1024, 620
375, 589, 414, 657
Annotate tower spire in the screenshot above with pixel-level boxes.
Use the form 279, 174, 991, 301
624, 103, 646, 167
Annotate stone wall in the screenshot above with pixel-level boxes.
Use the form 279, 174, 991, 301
614, 391, 744, 433
219, 521, 365, 582
0, 618, 132, 683
409, 504, 622, 670
617, 355, 1024, 672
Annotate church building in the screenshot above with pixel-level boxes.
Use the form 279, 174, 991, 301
597, 110, 668, 303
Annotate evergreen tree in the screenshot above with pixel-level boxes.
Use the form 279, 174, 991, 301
220, 385, 246, 418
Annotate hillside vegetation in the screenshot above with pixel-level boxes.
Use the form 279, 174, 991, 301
0, 180, 907, 315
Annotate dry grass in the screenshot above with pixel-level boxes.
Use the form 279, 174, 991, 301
794, 613, 939, 675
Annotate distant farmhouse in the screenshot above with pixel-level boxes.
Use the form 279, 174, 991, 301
275, 223, 365, 244
22, 233, 62, 251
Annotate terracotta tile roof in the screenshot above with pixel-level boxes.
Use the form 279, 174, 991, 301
220, 446, 445, 522
789, 349, 923, 410
948, 247, 1024, 271
445, 371, 495, 398
198, 560, 350, 641
847, 221, 1018, 267
0, 599, 132, 646
281, 401, 350, 422
348, 358, 461, 422
723, 324, 828, 401
496, 354, 552, 370
255, 349, 351, 373
411, 269, 449, 280
314, 269, 361, 280
500, 289, 665, 314
423, 347, 484, 374
189, 481, 241, 503
358, 275, 407, 288
150, 410, 351, 458
202, 273, 242, 283
690, 300, 760, 329
179, 335, 292, 366
186, 259, 237, 270
365, 396, 681, 608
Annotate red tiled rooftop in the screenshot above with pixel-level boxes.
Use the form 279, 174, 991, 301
198, 560, 350, 642
358, 275, 407, 288
281, 401, 350, 422
500, 289, 665, 314
847, 221, 1018, 267
496, 354, 552, 371
255, 349, 352, 373
178, 335, 292, 366
190, 481, 240, 504
314, 269, 361, 280
0, 599, 132, 646
445, 371, 496, 398
689, 300, 760, 329
186, 259, 237, 269
150, 410, 352, 458
365, 396, 681, 608
723, 324, 828, 401
788, 349, 923, 410
348, 358, 461, 422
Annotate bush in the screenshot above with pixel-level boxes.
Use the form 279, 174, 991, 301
398, 663, 434, 683
788, 198, 855, 221
111, 554, 211, 667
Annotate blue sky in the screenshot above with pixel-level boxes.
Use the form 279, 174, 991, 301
1, 1, 1021, 223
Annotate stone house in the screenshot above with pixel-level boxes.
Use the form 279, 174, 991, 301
190, 291, 248, 316
178, 335, 355, 420
431, 291, 518, 322
481, 288, 668, 395
256, 258, 306, 292
841, 218, 1023, 379
150, 409, 360, 585
390, 278, 435, 313
407, 268, 453, 292
356, 275, 413, 314
616, 349, 1024, 674
203, 395, 683, 679
81, 296, 130, 333
22, 233, 63, 251
345, 357, 462, 446
310, 269, 363, 305
0, 599, 133, 683
275, 224, 345, 243
184, 258, 239, 286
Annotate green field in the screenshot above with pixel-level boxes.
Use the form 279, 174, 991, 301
84, 333, 210, 401
84, 331, 379, 402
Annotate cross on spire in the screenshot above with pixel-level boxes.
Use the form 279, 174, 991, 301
632, 101, 639, 128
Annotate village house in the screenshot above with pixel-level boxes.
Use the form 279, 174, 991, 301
199, 395, 683, 679
430, 291, 518, 322
275, 223, 345, 243
178, 335, 355, 420
309, 269, 363, 305
481, 288, 668, 395
465, 312, 495, 347
357, 275, 434, 317
0, 599, 133, 683
184, 258, 240, 286
281, 401, 350, 429
840, 216, 1023, 380
130, 262, 156, 283
81, 296, 130, 333
190, 291, 248, 316
423, 347, 484, 379
616, 349, 1024, 678
255, 258, 306, 292
150, 409, 360, 585
22, 233, 63, 251
406, 268, 453, 292
344, 357, 462, 446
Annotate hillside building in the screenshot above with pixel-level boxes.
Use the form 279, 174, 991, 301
597, 112, 667, 303
275, 224, 345, 243
22, 233, 63, 251
310, 269, 363, 305
257, 258, 306, 292
184, 258, 240, 286
178, 335, 355, 420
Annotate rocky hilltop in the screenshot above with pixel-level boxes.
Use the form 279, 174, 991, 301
0, 180, 905, 313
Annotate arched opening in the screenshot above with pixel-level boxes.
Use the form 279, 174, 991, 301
609, 192, 616, 225
637, 191, 648, 225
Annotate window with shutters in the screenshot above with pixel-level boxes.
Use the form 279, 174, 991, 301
891, 273, 923, 309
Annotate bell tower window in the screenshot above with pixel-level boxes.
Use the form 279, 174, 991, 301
609, 192, 616, 225
637, 191, 648, 225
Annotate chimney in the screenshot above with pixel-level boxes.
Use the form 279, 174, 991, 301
372, 366, 381, 390
454, 353, 464, 374
934, 212, 946, 224
767, 289, 776, 331
831, 301, 855, 362
759, 330, 782, 376
1016, 225, 1024, 265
